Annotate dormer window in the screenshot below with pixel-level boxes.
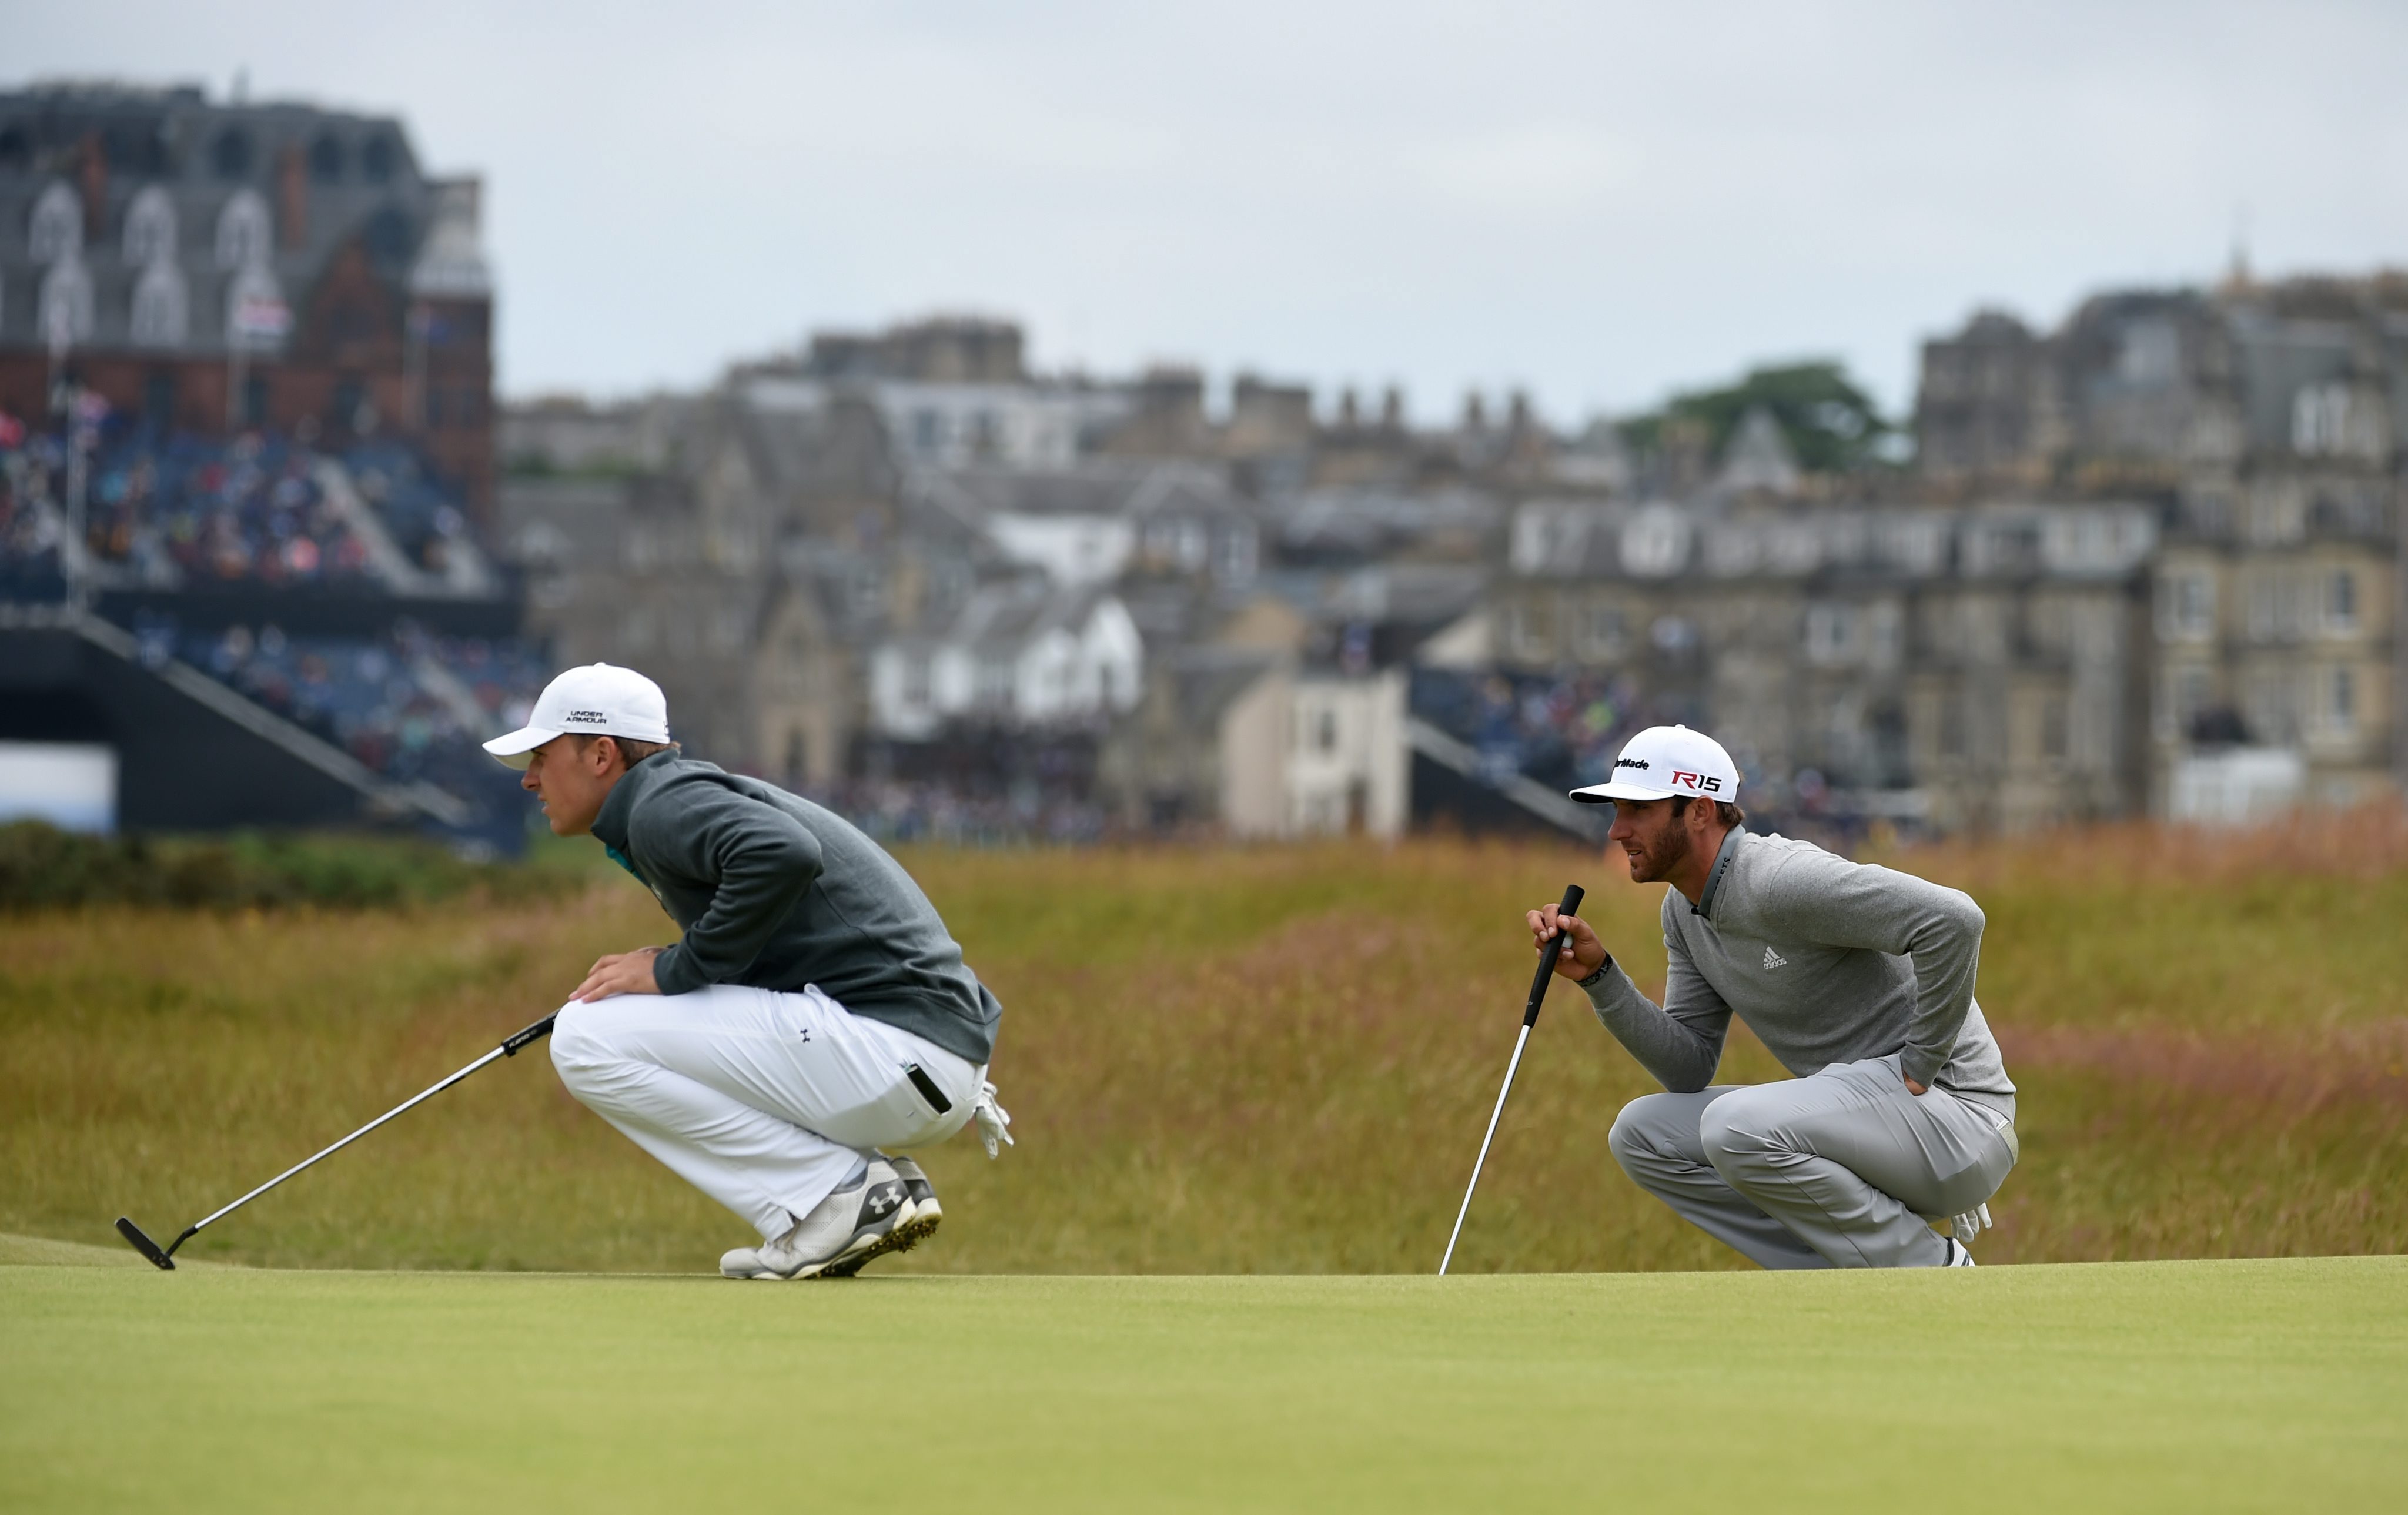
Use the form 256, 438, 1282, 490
130, 262, 189, 347
28, 180, 80, 262
212, 127, 253, 181
309, 135, 347, 183
215, 189, 271, 270
123, 185, 179, 265
36, 256, 95, 346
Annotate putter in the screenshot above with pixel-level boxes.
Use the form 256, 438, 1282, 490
115, 1013, 559, 1271
1439, 882, 1584, 1275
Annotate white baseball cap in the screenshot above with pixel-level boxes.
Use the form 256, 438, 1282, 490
1569, 724, 1739, 805
481, 663, 671, 769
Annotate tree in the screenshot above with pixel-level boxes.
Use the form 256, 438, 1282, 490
1618, 360, 1895, 474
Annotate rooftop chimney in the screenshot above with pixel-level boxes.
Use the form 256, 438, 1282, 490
277, 143, 307, 249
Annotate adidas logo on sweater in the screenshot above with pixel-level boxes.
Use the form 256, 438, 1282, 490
1762, 945, 1789, 970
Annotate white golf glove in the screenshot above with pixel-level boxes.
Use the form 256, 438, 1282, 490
972, 1080, 1014, 1159
1950, 1202, 1992, 1243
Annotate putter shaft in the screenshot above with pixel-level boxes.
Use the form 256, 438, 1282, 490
1439, 882, 1583, 1276
1438, 1023, 1532, 1275
118, 1012, 557, 1270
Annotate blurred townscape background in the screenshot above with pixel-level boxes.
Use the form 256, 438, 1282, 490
2, 6, 2403, 856
3, 5, 2406, 1305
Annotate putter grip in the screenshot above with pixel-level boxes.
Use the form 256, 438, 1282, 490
501, 1015, 557, 1056
1524, 884, 1586, 1026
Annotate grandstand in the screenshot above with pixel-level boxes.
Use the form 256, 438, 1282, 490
2, 420, 544, 852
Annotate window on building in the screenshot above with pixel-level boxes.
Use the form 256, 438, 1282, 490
903, 653, 933, 707
308, 135, 347, 182
2327, 570, 2358, 633
912, 410, 941, 454
36, 257, 97, 345
1580, 604, 1627, 658
211, 128, 253, 181
240, 373, 270, 429
2161, 573, 2213, 638
215, 190, 272, 270
361, 134, 397, 183
1939, 695, 1966, 759
976, 657, 1014, 708
2041, 696, 2069, 761
2292, 384, 2351, 456
122, 186, 179, 266
28, 181, 81, 263
1805, 603, 1854, 666
129, 263, 188, 347
1316, 706, 1339, 753
2331, 667, 2357, 733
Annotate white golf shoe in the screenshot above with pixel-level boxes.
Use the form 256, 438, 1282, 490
1941, 1236, 1977, 1267
720, 1161, 910, 1280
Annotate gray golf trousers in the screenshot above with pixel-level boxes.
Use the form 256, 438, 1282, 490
1608, 1054, 2019, 1269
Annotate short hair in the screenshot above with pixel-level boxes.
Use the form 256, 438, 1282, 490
1670, 794, 1747, 828
571, 733, 680, 768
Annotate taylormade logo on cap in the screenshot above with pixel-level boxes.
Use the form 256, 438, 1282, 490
481, 663, 672, 769
1568, 725, 1740, 805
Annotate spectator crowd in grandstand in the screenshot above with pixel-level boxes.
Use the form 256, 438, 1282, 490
0, 412, 485, 594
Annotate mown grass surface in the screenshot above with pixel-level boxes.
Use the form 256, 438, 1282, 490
5, 1243, 2402, 1514
3, 824, 2406, 1273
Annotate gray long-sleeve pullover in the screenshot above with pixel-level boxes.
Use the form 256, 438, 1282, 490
590, 753, 1001, 1063
1583, 829, 2015, 1119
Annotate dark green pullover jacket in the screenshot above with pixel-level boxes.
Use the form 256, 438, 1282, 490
590, 754, 1001, 1064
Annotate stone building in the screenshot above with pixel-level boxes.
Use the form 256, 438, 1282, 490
1920, 270, 2407, 815
1491, 488, 2156, 832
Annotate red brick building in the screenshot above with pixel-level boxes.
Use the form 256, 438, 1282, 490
0, 82, 496, 522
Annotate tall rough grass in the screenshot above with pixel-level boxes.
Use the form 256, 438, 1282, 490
3, 823, 2403, 1272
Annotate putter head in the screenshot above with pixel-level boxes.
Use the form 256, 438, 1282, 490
115, 1217, 176, 1271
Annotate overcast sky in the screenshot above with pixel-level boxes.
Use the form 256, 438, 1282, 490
13, 1, 2407, 424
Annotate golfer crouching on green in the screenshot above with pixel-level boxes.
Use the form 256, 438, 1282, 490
484, 662, 1010, 1280
1529, 725, 2016, 1268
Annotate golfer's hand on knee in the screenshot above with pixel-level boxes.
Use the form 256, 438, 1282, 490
572, 947, 663, 1002
1527, 905, 1606, 981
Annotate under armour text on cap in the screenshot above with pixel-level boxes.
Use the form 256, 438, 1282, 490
481, 663, 671, 769
1568, 724, 1739, 805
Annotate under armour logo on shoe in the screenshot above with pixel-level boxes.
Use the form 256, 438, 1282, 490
1762, 945, 1788, 969
865, 1186, 901, 1218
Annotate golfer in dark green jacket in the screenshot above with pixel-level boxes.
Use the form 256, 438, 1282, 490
484, 663, 1010, 1280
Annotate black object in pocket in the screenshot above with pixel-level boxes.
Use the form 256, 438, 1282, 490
904, 1062, 953, 1115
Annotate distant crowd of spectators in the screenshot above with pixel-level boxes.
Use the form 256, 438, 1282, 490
135, 615, 548, 785
0, 440, 68, 598
0, 410, 477, 596
798, 777, 1111, 847
1413, 667, 1649, 793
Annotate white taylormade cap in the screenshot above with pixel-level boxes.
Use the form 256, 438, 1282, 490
1568, 724, 1739, 805
481, 663, 671, 769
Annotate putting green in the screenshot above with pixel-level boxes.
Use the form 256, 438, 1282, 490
4, 1240, 2401, 1513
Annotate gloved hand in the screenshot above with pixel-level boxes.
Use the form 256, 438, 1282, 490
973, 1080, 1013, 1159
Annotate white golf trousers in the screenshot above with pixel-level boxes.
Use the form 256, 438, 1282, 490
550, 982, 981, 1241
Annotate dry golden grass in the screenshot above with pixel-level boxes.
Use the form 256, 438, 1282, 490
3, 824, 2403, 1272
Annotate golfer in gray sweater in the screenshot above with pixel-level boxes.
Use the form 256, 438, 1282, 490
1530, 725, 2017, 1268
484, 663, 1010, 1280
